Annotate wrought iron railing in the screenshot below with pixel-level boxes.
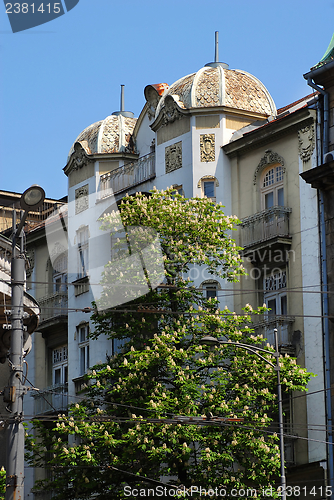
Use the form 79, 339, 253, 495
39, 291, 68, 322
33, 384, 68, 415
253, 315, 295, 346
239, 206, 292, 248
0, 235, 12, 275
98, 152, 155, 199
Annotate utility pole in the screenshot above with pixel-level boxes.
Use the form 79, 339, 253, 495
5, 209, 26, 500
275, 327, 286, 500
5, 186, 45, 500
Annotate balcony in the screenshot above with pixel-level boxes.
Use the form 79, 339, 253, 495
39, 291, 68, 323
239, 207, 292, 259
32, 384, 68, 415
253, 315, 296, 354
98, 152, 155, 200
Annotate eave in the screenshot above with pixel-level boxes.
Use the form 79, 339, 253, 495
300, 160, 334, 189
150, 105, 269, 133
304, 59, 334, 87
63, 151, 139, 177
223, 108, 316, 158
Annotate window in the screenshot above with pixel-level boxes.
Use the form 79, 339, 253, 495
77, 324, 90, 375
201, 280, 220, 302
77, 226, 89, 278
264, 270, 287, 316
171, 185, 184, 197
52, 346, 68, 388
261, 165, 284, 209
263, 271, 289, 344
198, 176, 219, 203
204, 181, 215, 199
53, 254, 67, 293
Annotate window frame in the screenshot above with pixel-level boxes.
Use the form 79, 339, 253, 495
261, 165, 284, 210
52, 345, 68, 388
77, 226, 89, 279
77, 323, 90, 376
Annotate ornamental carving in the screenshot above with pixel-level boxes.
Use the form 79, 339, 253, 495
298, 124, 315, 162
75, 184, 89, 214
200, 134, 215, 162
71, 143, 91, 171
161, 96, 185, 126
165, 142, 182, 173
253, 150, 285, 185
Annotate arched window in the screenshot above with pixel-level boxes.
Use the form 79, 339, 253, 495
261, 165, 284, 210
53, 253, 68, 293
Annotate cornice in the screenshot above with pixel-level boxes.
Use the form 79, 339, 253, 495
150, 102, 268, 132
223, 108, 316, 158
64, 149, 139, 177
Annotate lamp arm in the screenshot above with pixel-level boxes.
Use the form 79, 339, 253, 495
218, 342, 275, 368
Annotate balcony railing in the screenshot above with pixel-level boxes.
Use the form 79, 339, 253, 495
33, 384, 68, 415
254, 315, 295, 347
39, 291, 68, 322
98, 152, 155, 199
239, 206, 292, 249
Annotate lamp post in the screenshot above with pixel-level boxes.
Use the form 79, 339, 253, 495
5, 186, 45, 500
200, 328, 286, 500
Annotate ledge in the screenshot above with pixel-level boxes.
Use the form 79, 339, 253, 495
300, 160, 334, 189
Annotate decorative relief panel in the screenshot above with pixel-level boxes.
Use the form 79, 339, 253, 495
200, 134, 215, 162
165, 142, 182, 173
75, 184, 89, 214
161, 96, 185, 126
298, 124, 315, 162
72, 144, 91, 171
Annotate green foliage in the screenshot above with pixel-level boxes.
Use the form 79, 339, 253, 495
0, 467, 5, 499
26, 189, 312, 499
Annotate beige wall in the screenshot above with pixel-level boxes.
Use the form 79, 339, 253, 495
229, 130, 312, 465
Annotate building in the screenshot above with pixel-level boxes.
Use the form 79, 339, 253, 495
300, 32, 334, 492
59, 44, 326, 495
0, 191, 66, 496
225, 93, 326, 490
3, 35, 332, 498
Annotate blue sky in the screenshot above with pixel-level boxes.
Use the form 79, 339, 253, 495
1, 0, 334, 200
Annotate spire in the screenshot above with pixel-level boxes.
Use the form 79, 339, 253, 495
112, 85, 134, 118
319, 32, 334, 65
205, 31, 229, 69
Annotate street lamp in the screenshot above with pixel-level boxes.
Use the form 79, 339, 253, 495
200, 329, 286, 500
5, 186, 45, 500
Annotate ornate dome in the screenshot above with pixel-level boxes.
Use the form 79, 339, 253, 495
67, 114, 137, 161
154, 65, 276, 119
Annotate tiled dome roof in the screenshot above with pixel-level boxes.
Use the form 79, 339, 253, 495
155, 65, 276, 118
67, 114, 137, 161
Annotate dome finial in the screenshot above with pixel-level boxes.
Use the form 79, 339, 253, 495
112, 85, 134, 118
215, 31, 219, 63
205, 31, 229, 69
